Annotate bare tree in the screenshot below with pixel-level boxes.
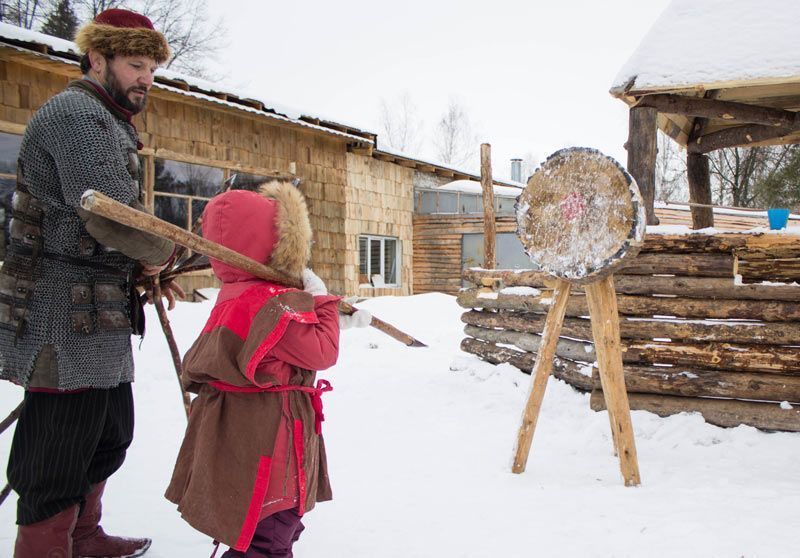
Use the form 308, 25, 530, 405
521, 151, 540, 182
432, 98, 477, 168
1, 0, 45, 28
708, 145, 793, 207
654, 130, 688, 202
379, 92, 423, 154
71, 0, 225, 78
131, 0, 225, 77
73, 0, 121, 18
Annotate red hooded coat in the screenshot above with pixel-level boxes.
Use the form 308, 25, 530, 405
165, 185, 340, 551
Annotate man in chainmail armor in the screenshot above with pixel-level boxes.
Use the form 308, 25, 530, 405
0, 9, 182, 557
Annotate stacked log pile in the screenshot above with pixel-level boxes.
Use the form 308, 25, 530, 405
458, 232, 800, 432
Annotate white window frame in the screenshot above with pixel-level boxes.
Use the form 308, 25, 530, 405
358, 234, 401, 288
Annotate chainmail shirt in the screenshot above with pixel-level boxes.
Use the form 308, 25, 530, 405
0, 83, 143, 390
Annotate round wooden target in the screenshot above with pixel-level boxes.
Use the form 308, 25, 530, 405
515, 147, 646, 284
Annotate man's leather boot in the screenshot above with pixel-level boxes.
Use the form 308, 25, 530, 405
14, 504, 79, 558
72, 481, 151, 558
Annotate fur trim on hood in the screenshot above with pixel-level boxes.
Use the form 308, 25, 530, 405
75, 11, 171, 63
202, 181, 312, 284
258, 180, 313, 278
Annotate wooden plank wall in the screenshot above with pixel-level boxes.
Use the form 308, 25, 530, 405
345, 154, 413, 296
413, 214, 518, 295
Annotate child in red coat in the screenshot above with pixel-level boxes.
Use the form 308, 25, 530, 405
166, 180, 370, 557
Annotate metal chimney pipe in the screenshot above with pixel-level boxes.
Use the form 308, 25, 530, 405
510, 158, 523, 182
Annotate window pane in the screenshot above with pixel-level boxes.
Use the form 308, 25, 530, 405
383, 239, 398, 284
437, 192, 458, 213
496, 196, 517, 214
154, 195, 188, 229
418, 191, 436, 214
0, 132, 22, 175
358, 236, 368, 283
460, 194, 482, 214
154, 159, 223, 198
370, 239, 381, 282
230, 171, 271, 192
191, 198, 209, 232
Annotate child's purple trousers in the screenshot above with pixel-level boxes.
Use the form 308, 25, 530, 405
221, 508, 305, 558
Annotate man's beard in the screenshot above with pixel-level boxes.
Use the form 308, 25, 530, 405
103, 66, 148, 114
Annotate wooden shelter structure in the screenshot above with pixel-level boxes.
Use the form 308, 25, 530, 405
611, 0, 800, 228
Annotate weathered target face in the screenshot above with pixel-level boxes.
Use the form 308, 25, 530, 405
515, 147, 646, 284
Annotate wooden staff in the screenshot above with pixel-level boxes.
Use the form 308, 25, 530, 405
81, 190, 427, 348
151, 277, 191, 418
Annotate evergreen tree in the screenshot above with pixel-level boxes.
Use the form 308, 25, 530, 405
41, 0, 79, 40
755, 145, 800, 209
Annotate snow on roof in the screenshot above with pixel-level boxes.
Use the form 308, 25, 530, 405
0, 22, 374, 140
377, 144, 525, 189
434, 179, 523, 198
0, 21, 78, 55
611, 0, 800, 95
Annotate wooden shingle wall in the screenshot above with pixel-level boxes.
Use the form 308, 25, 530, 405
0, 58, 70, 126
345, 153, 413, 296
0, 56, 351, 295
140, 93, 350, 294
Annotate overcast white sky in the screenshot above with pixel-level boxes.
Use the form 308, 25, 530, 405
206, 0, 672, 180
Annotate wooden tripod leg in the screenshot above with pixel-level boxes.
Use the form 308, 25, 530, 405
512, 279, 572, 474
585, 275, 641, 487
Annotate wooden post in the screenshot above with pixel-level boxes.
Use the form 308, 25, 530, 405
626, 106, 659, 226
687, 152, 714, 229
480, 143, 497, 269
584, 275, 641, 487
511, 279, 572, 473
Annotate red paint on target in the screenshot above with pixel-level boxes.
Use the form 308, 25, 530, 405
559, 191, 587, 222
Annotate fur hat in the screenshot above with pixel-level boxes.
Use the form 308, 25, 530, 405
202, 180, 312, 284
75, 8, 171, 63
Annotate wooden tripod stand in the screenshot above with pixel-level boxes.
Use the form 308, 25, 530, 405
510, 147, 646, 486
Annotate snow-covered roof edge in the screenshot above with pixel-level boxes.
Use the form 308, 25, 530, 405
0, 22, 532, 186
0, 22, 375, 143
376, 145, 525, 189
610, 0, 800, 96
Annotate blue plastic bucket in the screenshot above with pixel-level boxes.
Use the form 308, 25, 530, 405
767, 208, 790, 230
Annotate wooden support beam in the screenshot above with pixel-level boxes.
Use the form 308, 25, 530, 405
585, 275, 640, 486
638, 94, 800, 128
480, 143, 496, 269
688, 122, 800, 153
687, 152, 714, 229
511, 280, 572, 473
626, 106, 659, 225
585, 278, 637, 481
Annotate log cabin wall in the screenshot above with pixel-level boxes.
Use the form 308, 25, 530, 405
345, 153, 413, 296
413, 214, 519, 295
458, 231, 800, 432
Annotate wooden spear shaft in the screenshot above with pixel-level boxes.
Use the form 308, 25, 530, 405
81, 190, 427, 347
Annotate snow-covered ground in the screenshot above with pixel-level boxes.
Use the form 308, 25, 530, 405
1, 292, 798, 557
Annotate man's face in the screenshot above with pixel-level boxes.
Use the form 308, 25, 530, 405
101, 55, 157, 114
